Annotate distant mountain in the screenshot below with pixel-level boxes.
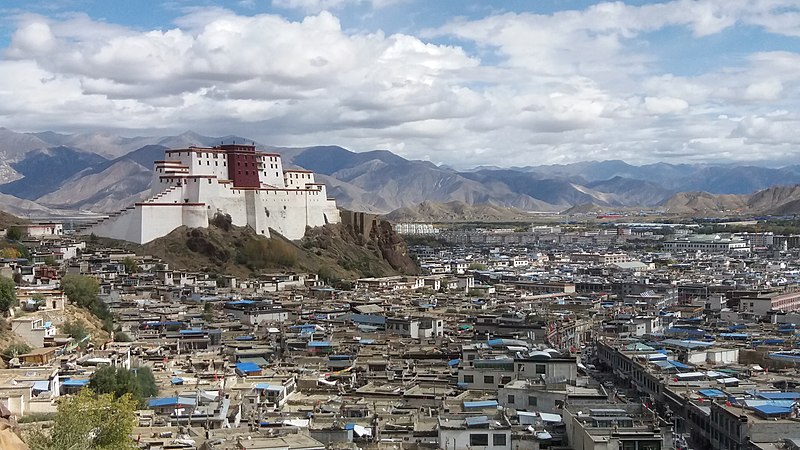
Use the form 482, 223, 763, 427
0, 146, 108, 199
5, 127, 800, 217
660, 192, 749, 215
384, 201, 535, 222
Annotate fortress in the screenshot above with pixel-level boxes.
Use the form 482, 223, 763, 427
82, 143, 340, 244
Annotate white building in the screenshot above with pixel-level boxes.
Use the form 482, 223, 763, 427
82, 143, 340, 244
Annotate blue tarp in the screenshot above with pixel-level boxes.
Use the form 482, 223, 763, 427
148, 397, 196, 408
307, 341, 331, 347
235, 335, 254, 341
720, 333, 749, 339
179, 329, 204, 334
32, 380, 50, 391
698, 389, 726, 398
464, 400, 498, 408
171, 377, 184, 385
236, 362, 261, 373
448, 358, 461, 367
669, 360, 692, 369
757, 392, 800, 400
753, 405, 792, 416
62, 379, 89, 387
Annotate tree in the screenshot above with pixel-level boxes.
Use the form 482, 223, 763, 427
202, 302, 214, 322
0, 276, 16, 313
134, 367, 158, 399
61, 319, 89, 346
25, 388, 137, 450
0, 246, 21, 259
6, 226, 22, 241
114, 331, 132, 342
2, 342, 31, 358
122, 257, 138, 274
61, 275, 100, 308
89, 366, 138, 401
89, 366, 158, 407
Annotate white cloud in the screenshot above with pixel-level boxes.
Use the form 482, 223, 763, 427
0, 2, 799, 167
271, 0, 403, 13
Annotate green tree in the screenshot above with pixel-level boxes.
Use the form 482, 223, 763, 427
89, 366, 158, 407
202, 302, 214, 322
89, 366, 138, 400
114, 331, 132, 342
0, 276, 16, 313
122, 257, 139, 274
467, 262, 488, 271
61, 275, 100, 308
43, 255, 57, 266
6, 226, 23, 241
2, 341, 31, 358
61, 319, 89, 345
25, 388, 137, 450
134, 366, 158, 399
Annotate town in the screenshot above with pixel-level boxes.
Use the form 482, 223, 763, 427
1, 211, 800, 450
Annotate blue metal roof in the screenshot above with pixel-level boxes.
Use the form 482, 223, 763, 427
307, 341, 331, 347
448, 358, 461, 367
62, 379, 89, 387
234, 335, 254, 341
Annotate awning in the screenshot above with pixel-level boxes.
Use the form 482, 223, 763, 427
32, 380, 50, 391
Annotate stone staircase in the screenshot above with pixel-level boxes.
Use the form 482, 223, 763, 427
76, 185, 180, 235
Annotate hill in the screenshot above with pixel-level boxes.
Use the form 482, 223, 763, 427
660, 192, 749, 215
93, 211, 417, 281
659, 184, 800, 216
384, 200, 534, 222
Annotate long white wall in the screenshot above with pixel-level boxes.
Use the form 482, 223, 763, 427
88, 146, 340, 244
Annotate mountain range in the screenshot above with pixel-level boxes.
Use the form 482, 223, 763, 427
2, 127, 800, 217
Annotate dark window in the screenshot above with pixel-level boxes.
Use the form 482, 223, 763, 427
493, 434, 507, 446
483, 375, 493, 384
507, 394, 515, 404
528, 395, 537, 406
469, 434, 488, 446
463, 375, 474, 383
536, 364, 546, 374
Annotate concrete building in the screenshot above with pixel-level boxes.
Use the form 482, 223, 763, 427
82, 143, 340, 244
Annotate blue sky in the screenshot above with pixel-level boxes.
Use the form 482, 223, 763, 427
0, 0, 799, 167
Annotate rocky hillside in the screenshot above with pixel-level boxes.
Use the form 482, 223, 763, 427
385, 200, 535, 222
98, 212, 418, 280
660, 185, 800, 215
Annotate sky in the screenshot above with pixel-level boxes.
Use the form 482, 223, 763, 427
0, 0, 799, 168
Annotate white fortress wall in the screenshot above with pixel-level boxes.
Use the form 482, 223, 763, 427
261, 153, 285, 187
86, 142, 339, 244
138, 204, 204, 244
89, 207, 143, 243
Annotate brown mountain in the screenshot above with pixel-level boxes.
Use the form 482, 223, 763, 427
384, 200, 535, 222
660, 185, 800, 215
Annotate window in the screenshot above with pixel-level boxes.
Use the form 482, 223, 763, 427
483, 375, 494, 384
535, 364, 546, 374
501, 376, 512, 385
493, 434, 507, 446
469, 434, 488, 446
463, 375, 474, 383
528, 395, 537, 406
507, 394, 515, 404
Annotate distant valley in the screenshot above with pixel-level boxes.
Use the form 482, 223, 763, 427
2, 127, 800, 218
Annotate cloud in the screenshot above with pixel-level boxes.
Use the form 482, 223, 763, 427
0, 2, 799, 168
271, 0, 403, 13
